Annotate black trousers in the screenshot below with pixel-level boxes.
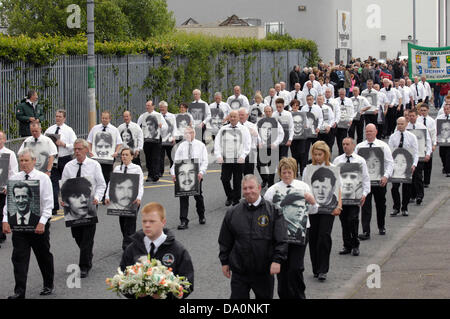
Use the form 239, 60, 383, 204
11, 223, 54, 296
439, 146, 450, 174
391, 183, 411, 211
364, 114, 377, 126
376, 123, 384, 139
410, 162, 424, 200
348, 119, 364, 144
279, 144, 289, 160
290, 139, 308, 177
318, 129, 335, 157
305, 137, 318, 164
339, 205, 360, 249
335, 128, 349, 155
244, 150, 256, 176
71, 224, 96, 271
143, 141, 162, 181
277, 238, 308, 299
160, 144, 174, 175
361, 185, 387, 234
230, 271, 274, 299
424, 154, 433, 185
119, 215, 137, 251
308, 214, 335, 275
257, 147, 276, 187
100, 163, 113, 201
386, 106, 397, 136
0, 194, 6, 241
179, 180, 205, 223
221, 163, 244, 202
50, 155, 72, 214
396, 104, 404, 120
132, 156, 141, 166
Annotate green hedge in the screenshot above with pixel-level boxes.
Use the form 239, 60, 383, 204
0, 32, 319, 66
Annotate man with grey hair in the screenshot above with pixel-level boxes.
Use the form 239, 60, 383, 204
16, 89, 45, 137
118, 110, 143, 166
191, 89, 211, 144
2, 147, 55, 298
264, 88, 277, 110
209, 92, 231, 119
226, 86, 250, 111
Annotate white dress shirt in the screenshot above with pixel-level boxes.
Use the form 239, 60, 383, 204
361, 88, 385, 114
417, 115, 437, 147
209, 101, 232, 117
226, 94, 250, 109
318, 103, 335, 130
302, 87, 319, 100
3, 169, 54, 225
303, 80, 322, 95
264, 95, 277, 110
0, 146, 19, 181
324, 97, 340, 123
61, 157, 107, 202
406, 121, 432, 157
388, 130, 419, 166
105, 162, 144, 201
351, 95, 370, 120
300, 104, 324, 133
355, 139, 394, 179
170, 139, 208, 176
410, 82, 425, 103
19, 134, 58, 172
322, 83, 334, 97
87, 123, 123, 147
214, 123, 251, 161
380, 87, 400, 106
117, 121, 144, 151
137, 111, 168, 139
274, 90, 291, 106
273, 110, 294, 142
399, 85, 414, 105
144, 231, 167, 254
45, 123, 77, 158
240, 120, 259, 149
290, 90, 307, 106
333, 152, 371, 197
421, 80, 432, 99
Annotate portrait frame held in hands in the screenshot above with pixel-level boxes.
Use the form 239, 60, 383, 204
174, 159, 200, 197
107, 173, 140, 217
357, 147, 384, 185
7, 180, 41, 232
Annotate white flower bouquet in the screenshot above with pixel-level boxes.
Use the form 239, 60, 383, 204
106, 255, 191, 299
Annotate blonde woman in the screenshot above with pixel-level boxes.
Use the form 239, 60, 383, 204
302, 141, 342, 282
264, 157, 317, 299
248, 93, 266, 124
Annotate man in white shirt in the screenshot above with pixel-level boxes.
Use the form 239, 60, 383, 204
61, 138, 106, 278
264, 88, 277, 110
290, 82, 306, 107
214, 110, 251, 206
355, 124, 393, 239
417, 103, 437, 187
399, 78, 414, 110
303, 73, 322, 95
411, 76, 425, 106
436, 103, 450, 176
349, 87, 371, 144
273, 98, 294, 159
373, 83, 389, 139
190, 89, 211, 144
159, 101, 176, 178
118, 110, 143, 166
300, 94, 324, 165
137, 100, 167, 182
316, 94, 335, 153
388, 117, 419, 216
45, 109, 77, 215
380, 79, 402, 137
170, 127, 208, 230
2, 148, 54, 298
238, 107, 258, 175
322, 76, 335, 98
407, 109, 431, 205
333, 137, 370, 256
226, 86, 250, 111
209, 92, 232, 119
302, 81, 318, 101
335, 88, 355, 155
280, 82, 291, 108
274, 83, 290, 108
421, 75, 432, 104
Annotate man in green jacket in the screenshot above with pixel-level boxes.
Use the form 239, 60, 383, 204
16, 90, 45, 137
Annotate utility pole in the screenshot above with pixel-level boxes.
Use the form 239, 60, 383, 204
87, 0, 96, 130
413, 0, 417, 44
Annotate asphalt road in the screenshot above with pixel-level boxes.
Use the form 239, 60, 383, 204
1, 122, 448, 299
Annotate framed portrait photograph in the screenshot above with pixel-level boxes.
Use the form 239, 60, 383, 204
277, 115, 291, 145
142, 114, 161, 143
176, 113, 191, 138
337, 162, 363, 205
271, 186, 308, 245
337, 105, 353, 129
24, 139, 50, 173
188, 102, 206, 126
107, 173, 140, 217
407, 129, 427, 161
92, 130, 116, 164
61, 176, 98, 227
248, 105, 263, 124
0, 153, 10, 187
352, 98, 362, 121
257, 117, 279, 146
7, 180, 41, 232
119, 125, 140, 151
305, 112, 318, 138
390, 148, 413, 184
45, 133, 61, 148
221, 127, 243, 163
304, 165, 340, 214
229, 98, 243, 110
292, 112, 308, 140
207, 108, 225, 135
436, 119, 450, 146
357, 147, 384, 185
174, 159, 200, 197
161, 116, 176, 146
361, 91, 378, 113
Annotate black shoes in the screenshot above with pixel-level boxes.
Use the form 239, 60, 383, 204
225, 199, 232, 206
351, 248, 360, 256
379, 228, 386, 235
424, 184, 429, 188
177, 221, 189, 230
401, 210, 409, 216
313, 273, 319, 278
80, 269, 89, 278
358, 232, 370, 240
146, 178, 151, 182
39, 287, 53, 296
318, 273, 327, 281
416, 198, 423, 205
410, 197, 416, 203
8, 293, 25, 299
390, 209, 400, 216
339, 248, 352, 255
199, 218, 206, 225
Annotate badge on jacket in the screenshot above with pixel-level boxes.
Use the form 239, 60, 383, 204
162, 253, 175, 266
257, 215, 269, 227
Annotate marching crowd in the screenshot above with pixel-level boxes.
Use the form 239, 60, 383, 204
1, 56, 450, 300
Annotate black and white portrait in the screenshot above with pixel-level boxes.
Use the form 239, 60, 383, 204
248, 106, 263, 124
189, 103, 206, 126
207, 108, 224, 135
305, 166, 340, 214
357, 147, 384, 184
320, 109, 330, 133
292, 112, 307, 140
257, 117, 279, 146
306, 112, 318, 138
174, 159, 200, 197
271, 186, 308, 245
61, 177, 98, 227
337, 163, 363, 205
408, 129, 427, 161
229, 98, 243, 110
277, 115, 291, 145
0, 154, 10, 187
107, 173, 139, 217
7, 180, 40, 232
436, 119, 450, 146
161, 116, 176, 146
362, 91, 378, 113
352, 98, 361, 120
176, 114, 191, 137
119, 126, 139, 151
221, 128, 243, 163
337, 105, 353, 128
390, 148, 413, 183
143, 114, 160, 142
24, 140, 49, 172
92, 131, 115, 164
45, 133, 60, 148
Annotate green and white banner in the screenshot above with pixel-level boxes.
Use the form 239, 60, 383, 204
408, 43, 450, 83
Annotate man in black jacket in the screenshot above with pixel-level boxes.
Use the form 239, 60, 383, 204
289, 65, 300, 91
218, 174, 288, 299
16, 90, 45, 137
120, 202, 194, 298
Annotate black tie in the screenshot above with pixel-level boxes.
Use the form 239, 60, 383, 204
217, 102, 220, 109
413, 124, 415, 129
399, 132, 404, 148
309, 106, 312, 113
270, 97, 273, 106
150, 242, 155, 258
126, 123, 129, 129
25, 174, 29, 180
287, 185, 292, 188
416, 85, 419, 95
341, 100, 344, 105
124, 166, 128, 174
423, 118, 426, 127
346, 156, 351, 163
103, 126, 107, 132
447, 115, 449, 120
76, 163, 82, 178
326, 99, 329, 104
34, 137, 38, 143
369, 142, 373, 148
295, 92, 298, 100
55, 126, 60, 135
